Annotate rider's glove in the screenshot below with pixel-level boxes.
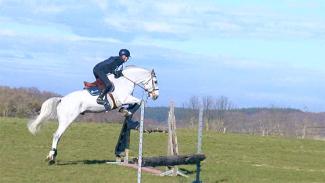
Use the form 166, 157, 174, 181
114, 70, 123, 78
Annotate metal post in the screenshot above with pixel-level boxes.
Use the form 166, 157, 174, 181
193, 162, 202, 183
137, 101, 145, 183
193, 107, 203, 183
197, 107, 203, 154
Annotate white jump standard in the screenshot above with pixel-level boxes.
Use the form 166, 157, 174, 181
107, 101, 206, 183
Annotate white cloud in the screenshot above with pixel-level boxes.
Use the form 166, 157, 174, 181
225, 59, 273, 70
93, 0, 109, 10
142, 21, 175, 33
65, 34, 122, 43
103, 1, 325, 41
246, 91, 322, 105
2, 0, 324, 44
285, 0, 320, 9
104, 16, 128, 32
210, 21, 243, 32
0, 29, 16, 36
100, 1, 195, 35
153, 2, 190, 16
104, 16, 182, 34
32, 4, 66, 14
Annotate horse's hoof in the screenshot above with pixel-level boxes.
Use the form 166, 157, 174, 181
116, 157, 122, 163
46, 155, 56, 165
48, 159, 56, 165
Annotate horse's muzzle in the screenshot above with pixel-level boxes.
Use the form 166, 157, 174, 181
149, 91, 159, 100
152, 95, 159, 100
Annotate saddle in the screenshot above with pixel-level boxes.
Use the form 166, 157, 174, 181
84, 79, 105, 90
83, 80, 116, 108
83, 79, 105, 96
83, 78, 118, 111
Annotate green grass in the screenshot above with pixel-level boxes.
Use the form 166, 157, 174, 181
1, 117, 325, 183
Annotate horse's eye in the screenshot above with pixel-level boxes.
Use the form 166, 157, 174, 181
154, 81, 158, 84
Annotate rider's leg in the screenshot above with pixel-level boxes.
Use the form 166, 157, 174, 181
94, 70, 112, 105
97, 86, 111, 105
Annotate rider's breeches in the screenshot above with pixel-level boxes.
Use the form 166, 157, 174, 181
93, 69, 112, 92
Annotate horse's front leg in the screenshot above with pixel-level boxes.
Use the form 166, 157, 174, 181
119, 95, 141, 117
114, 95, 142, 161
114, 117, 130, 161
114, 114, 141, 162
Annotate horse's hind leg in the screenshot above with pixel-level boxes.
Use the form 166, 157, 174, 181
46, 122, 70, 165
47, 108, 79, 165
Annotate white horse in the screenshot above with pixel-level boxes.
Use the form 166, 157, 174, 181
28, 66, 159, 164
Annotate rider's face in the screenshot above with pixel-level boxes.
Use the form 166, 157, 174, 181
121, 55, 129, 62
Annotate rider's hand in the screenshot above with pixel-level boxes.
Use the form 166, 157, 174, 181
114, 70, 123, 78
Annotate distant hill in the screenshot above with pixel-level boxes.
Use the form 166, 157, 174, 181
1, 85, 324, 138
144, 106, 325, 139
144, 106, 303, 123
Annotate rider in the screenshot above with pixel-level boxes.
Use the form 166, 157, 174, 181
93, 49, 130, 105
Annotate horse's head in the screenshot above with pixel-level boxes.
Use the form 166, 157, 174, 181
143, 69, 159, 100
123, 66, 159, 100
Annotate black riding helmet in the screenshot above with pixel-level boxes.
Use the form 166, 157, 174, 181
119, 49, 131, 57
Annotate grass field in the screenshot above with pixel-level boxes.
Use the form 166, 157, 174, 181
1, 117, 325, 183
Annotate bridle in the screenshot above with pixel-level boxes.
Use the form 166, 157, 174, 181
122, 69, 159, 97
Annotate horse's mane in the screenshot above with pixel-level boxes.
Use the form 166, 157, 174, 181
124, 65, 149, 71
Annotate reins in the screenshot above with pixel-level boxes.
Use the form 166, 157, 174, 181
121, 70, 159, 95
122, 75, 148, 91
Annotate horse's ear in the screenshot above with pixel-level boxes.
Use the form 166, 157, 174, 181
151, 69, 156, 76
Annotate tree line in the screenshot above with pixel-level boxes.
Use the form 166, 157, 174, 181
1, 86, 324, 139
146, 95, 325, 139
0, 86, 125, 123
0, 86, 58, 117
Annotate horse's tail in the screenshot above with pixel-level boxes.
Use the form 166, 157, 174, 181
28, 97, 62, 135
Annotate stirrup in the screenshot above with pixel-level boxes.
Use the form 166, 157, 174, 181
103, 102, 111, 111
97, 97, 105, 105
97, 97, 111, 111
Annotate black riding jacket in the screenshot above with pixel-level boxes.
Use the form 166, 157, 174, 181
93, 56, 124, 74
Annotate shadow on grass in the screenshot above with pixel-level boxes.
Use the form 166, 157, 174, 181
56, 159, 113, 165
215, 178, 228, 183
55, 160, 195, 175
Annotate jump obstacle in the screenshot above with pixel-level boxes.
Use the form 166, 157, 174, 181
107, 101, 206, 183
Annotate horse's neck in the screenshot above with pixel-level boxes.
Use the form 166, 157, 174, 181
123, 68, 150, 84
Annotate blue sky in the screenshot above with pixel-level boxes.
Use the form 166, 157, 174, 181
0, 0, 325, 111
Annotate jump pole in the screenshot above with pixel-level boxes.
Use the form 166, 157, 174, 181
137, 100, 145, 183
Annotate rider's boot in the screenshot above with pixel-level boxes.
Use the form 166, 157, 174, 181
97, 87, 110, 105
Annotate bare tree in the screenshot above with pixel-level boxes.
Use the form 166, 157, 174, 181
214, 96, 233, 131
188, 96, 200, 128
202, 96, 214, 131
